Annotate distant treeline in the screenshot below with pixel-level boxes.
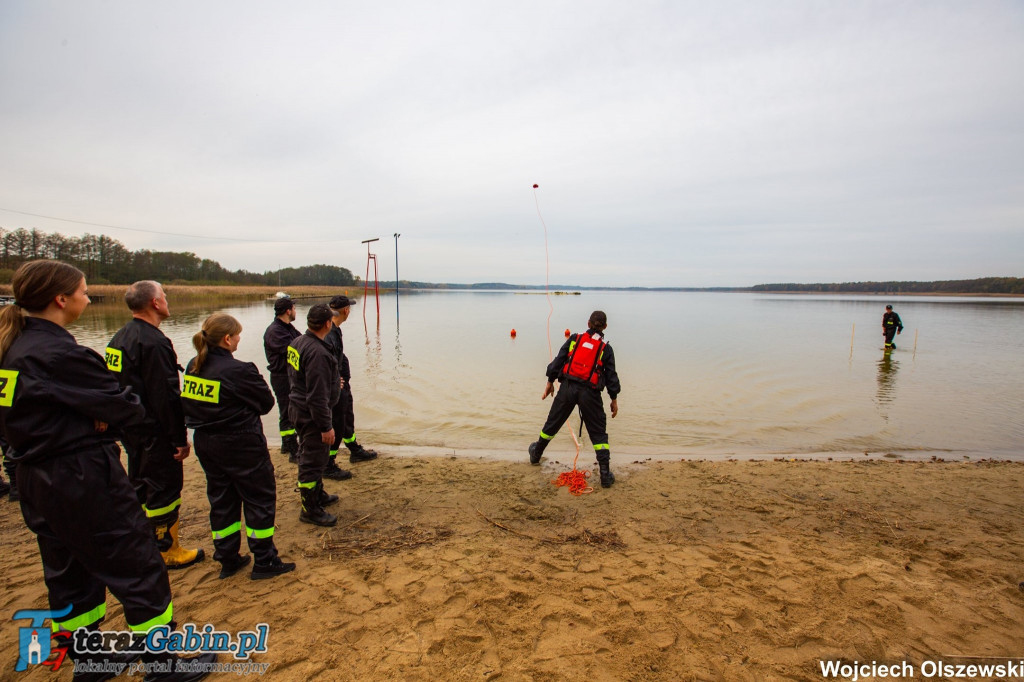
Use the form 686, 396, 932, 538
0, 227, 355, 286
750, 278, 1024, 295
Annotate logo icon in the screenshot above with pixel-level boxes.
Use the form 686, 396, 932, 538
13, 605, 72, 672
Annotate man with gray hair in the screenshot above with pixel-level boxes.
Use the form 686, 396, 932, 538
106, 280, 206, 569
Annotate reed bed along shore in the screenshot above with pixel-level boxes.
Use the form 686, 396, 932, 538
0, 283, 363, 305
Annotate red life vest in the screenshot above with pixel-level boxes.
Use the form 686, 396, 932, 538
562, 333, 605, 387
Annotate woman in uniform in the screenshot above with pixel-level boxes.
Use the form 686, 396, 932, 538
0, 259, 215, 680
183, 313, 295, 580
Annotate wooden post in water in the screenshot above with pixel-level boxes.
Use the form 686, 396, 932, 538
849, 323, 855, 358
913, 329, 918, 355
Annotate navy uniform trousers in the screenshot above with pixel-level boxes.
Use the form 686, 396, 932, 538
19, 442, 173, 632
193, 430, 279, 565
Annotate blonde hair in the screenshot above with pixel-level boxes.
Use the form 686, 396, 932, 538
191, 313, 242, 373
0, 260, 85, 363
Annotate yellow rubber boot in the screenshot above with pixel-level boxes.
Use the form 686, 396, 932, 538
157, 519, 206, 570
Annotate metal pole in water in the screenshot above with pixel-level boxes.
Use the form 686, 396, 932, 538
393, 233, 400, 325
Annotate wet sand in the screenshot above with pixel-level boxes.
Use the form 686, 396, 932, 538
3, 451, 1024, 681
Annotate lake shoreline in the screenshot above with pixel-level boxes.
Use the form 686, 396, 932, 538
3, 452, 1023, 680
331, 443, 1024, 464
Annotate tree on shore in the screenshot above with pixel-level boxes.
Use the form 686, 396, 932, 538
0, 227, 354, 286
750, 278, 1024, 295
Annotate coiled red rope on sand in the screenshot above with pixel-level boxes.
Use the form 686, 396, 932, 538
552, 467, 593, 496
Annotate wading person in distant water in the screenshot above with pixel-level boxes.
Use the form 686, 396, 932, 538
107, 281, 205, 569
324, 294, 378, 480
528, 310, 621, 488
264, 296, 301, 462
882, 304, 904, 350
183, 314, 297, 580
288, 304, 341, 526
0, 260, 216, 679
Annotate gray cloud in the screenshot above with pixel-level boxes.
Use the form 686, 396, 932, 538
1, 1, 1021, 287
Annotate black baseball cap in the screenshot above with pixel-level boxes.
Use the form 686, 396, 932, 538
329, 295, 357, 310
307, 303, 333, 328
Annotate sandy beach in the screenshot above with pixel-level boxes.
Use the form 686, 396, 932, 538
3, 450, 1024, 681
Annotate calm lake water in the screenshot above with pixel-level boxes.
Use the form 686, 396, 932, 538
70, 291, 1024, 462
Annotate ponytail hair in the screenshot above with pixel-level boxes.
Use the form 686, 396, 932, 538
0, 260, 85, 363
191, 313, 242, 374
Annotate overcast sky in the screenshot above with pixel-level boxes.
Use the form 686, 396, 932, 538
1, 2, 1021, 287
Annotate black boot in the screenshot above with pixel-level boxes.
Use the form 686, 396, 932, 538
299, 487, 337, 527
67, 626, 141, 682
141, 651, 218, 682
315, 480, 339, 507
218, 554, 251, 579
70, 652, 140, 682
528, 440, 547, 465
0, 477, 8, 499
281, 434, 298, 457
323, 457, 352, 480
347, 443, 378, 463
251, 556, 297, 580
6, 461, 17, 502
598, 457, 615, 488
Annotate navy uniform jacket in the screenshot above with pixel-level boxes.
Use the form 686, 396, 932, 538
106, 318, 187, 447
324, 325, 351, 382
1, 318, 145, 464
882, 311, 903, 332
546, 329, 622, 400
182, 347, 275, 433
287, 331, 340, 432
263, 318, 300, 376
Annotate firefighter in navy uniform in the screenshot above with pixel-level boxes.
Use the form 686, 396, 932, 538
183, 314, 297, 580
0, 260, 216, 682
528, 310, 621, 488
106, 280, 205, 570
263, 297, 301, 461
882, 305, 904, 350
324, 294, 377, 481
288, 304, 342, 527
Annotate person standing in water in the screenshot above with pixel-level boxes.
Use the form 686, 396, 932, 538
882, 304, 904, 350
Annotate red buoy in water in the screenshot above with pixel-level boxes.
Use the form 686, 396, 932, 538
510, 329, 517, 338
564, 328, 571, 337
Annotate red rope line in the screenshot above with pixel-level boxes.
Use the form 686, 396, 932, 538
534, 184, 591, 496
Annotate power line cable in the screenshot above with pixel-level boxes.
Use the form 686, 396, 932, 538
0, 206, 356, 244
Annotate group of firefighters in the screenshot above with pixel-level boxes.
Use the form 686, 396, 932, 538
0, 261, 383, 681
0, 257, 905, 680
